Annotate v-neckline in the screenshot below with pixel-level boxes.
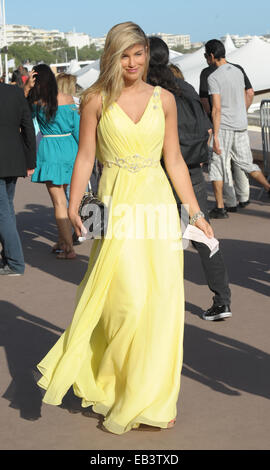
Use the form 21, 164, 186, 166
114, 87, 158, 126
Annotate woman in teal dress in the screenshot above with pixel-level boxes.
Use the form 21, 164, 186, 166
25, 65, 80, 259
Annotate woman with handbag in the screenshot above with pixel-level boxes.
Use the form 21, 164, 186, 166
36, 22, 213, 434
25, 65, 80, 259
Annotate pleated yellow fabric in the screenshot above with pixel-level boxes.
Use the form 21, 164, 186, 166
37, 86, 185, 434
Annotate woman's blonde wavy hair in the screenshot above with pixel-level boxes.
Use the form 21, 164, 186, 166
80, 22, 149, 112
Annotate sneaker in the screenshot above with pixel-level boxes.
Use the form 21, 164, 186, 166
0, 265, 23, 276
225, 205, 237, 212
209, 207, 229, 219
238, 200, 250, 208
202, 304, 232, 321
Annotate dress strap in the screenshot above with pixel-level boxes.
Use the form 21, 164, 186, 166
101, 91, 106, 103
100, 91, 107, 117
152, 86, 162, 107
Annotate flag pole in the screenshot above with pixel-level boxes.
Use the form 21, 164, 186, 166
2, 0, 8, 83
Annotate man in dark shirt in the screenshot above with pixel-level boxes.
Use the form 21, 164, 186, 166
200, 54, 254, 211
0, 82, 36, 275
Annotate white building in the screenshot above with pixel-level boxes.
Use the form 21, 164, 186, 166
0, 24, 64, 48
32, 28, 65, 43
91, 36, 106, 50
153, 33, 191, 49
1, 24, 32, 46
65, 32, 91, 49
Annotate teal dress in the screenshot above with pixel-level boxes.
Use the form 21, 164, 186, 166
31, 104, 80, 185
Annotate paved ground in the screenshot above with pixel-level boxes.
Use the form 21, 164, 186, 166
0, 164, 269, 450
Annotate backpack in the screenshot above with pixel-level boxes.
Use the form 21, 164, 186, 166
174, 78, 212, 167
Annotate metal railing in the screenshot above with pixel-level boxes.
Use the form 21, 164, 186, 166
258, 100, 270, 199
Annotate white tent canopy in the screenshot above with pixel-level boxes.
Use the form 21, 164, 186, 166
172, 46, 206, 72
224, 36, 270, 92
224, 34, 236, 54
170, 47, 206, 92
66, 59, 81, 74
169, 49, 183, 61
73, 59, 100, 89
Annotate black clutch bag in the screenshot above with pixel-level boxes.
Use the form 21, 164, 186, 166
78, 182, 108, 239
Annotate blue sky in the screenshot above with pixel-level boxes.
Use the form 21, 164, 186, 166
5, 0, 270, 42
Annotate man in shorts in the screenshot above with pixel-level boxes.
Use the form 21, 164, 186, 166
200, 51, 254, 211
204, 39, 270, 218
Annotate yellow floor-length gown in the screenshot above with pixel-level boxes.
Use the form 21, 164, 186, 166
37, 86, 185, 434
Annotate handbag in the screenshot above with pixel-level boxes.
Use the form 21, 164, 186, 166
78, 181, 108, 239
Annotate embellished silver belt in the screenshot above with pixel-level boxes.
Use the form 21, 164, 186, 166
43, 133, 72, 138
103, 154, 160, 173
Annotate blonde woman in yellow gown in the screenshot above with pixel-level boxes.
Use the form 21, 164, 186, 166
37, 22, 213, 435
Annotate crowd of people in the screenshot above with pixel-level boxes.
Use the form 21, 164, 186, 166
0, 23, 269, 435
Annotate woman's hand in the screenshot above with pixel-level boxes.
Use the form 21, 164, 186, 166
195, 216, 214, 239
24, 70, 37, 97
27, 70, 37, 88
68, 211, 86, 238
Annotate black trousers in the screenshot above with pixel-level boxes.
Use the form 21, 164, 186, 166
170, 166, 231, 307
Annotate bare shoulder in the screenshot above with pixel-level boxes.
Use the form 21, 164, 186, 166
159, 87, 176, 114
81, 91, 102, 120
82, 92, 102, 111
144, 82, 156, 93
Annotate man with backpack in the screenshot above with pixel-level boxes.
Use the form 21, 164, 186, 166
169, 73, 232, 321
148, 36, 232, 321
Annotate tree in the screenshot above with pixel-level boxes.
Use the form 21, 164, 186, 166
77, 44, 103, 61
8, 43, 55, 66
7, 41, 103, 67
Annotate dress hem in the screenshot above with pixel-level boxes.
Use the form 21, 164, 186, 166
37, 367, 176, 435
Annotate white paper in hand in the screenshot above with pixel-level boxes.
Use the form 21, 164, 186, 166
182, 224, 219, 258
78, 225, 88, 243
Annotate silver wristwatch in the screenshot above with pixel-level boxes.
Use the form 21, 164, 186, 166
190, 210, 205, 225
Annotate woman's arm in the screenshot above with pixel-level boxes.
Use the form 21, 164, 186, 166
72, 107, 80, 144
161, 89, 213, 237
68, 93, 102, 236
